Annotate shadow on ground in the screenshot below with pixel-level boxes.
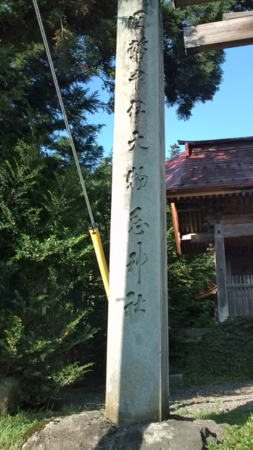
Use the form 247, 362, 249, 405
199, 403, 253, 426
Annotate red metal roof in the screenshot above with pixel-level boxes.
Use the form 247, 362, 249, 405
166, 137, 253, 195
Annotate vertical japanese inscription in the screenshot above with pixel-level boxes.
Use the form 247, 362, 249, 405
128, 130, 148, 151
127, 99, 145, 119
127, 36, 148, 63
127, 241, 147, 284
126, 166, 148, 190
127, 8, 148, 151
129, 207, 150, 235
124, 6, 150, 318
128, 69, 145, 92
128, 10, 145, 29
124, 292, 146, 316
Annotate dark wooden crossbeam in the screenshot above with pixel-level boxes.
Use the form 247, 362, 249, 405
184, 13, 253, 53
173, 0, 216, 7
223, 11, 253, 20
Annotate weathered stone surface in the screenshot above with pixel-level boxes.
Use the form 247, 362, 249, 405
0, 377, 21, 414
106, 0, 168, 425
22, 410, 228, 450
22, 411, 112, 450
194, 419, 228, 443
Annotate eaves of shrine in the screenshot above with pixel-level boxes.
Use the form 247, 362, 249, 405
165, 136, 253, 256
166, 136, 253, 201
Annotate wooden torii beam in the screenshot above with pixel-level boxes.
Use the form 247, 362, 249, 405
174, 0, 216, 7
184, 12, 253, 53
182, 11, 253, 53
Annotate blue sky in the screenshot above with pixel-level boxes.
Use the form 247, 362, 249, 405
88, 44, 253, 159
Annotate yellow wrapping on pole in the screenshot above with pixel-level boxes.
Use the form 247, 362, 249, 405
89, 227, 109, 299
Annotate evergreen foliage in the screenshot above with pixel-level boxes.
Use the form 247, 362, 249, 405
168, 143, 181, 159
1, 0, 252, 124
0, 0, 114, 404
0, 135, 111, 404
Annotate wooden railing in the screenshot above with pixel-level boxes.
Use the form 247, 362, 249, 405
227, 275, 253, 316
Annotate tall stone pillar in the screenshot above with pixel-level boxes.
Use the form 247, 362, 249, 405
106, 0, 169, 425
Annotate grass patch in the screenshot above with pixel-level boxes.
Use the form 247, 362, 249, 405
194, 407, 253, 450
171, 407, 189, 416
1, 388, 253, 450
202, 408, 253, 426
0, 388, 105, 450
194, 407, 220, 419
207, 413, 253, 450
172, 404, 253, 450
0, 405, 89, 450
0, 409, 54, 450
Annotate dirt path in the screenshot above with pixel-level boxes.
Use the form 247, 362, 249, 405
56, 381, 253, 418
57, 382, 253, 416
169, 381, 253, 417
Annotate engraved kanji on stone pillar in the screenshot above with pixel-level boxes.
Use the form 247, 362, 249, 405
106, 0, 168, 425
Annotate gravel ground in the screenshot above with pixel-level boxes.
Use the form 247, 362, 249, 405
55, 381, 253, 418
169, 381, 253, 416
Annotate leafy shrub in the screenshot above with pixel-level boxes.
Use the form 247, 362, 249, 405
0, 143, 109, 405
0, 291, 94, 405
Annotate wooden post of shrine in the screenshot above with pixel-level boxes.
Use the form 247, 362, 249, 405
171, 203, 181, 254
215, 224, 229, 322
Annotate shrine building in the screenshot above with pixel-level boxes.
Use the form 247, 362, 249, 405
165, 136, 253, 322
